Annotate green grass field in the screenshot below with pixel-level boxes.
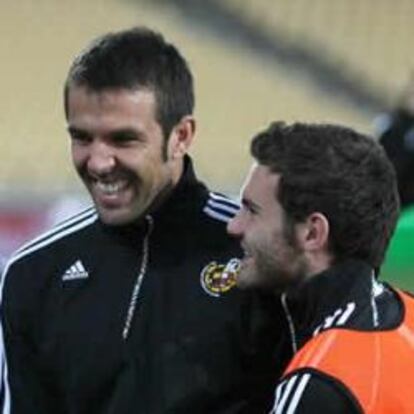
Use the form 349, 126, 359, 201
380, 207, 414, 291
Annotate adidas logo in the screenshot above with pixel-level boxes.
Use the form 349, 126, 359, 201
62, 260, 89, 281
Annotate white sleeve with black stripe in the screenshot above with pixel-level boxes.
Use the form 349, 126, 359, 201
269, 370, 362, 414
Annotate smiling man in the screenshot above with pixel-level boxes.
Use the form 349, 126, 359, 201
229, 166, 309, 292
0, 27, 280, 414
67, 87, 182, 225
228, 122, 414, 413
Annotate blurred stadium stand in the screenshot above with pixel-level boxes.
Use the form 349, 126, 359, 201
0, 0, 412, 288
218, 0, 414, 99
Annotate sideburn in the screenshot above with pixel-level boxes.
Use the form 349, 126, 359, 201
282, 212, 300, 249
161, 136, 168, 162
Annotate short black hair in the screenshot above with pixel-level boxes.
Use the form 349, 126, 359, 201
251, 121, 400, 269
64, 26, 194, 140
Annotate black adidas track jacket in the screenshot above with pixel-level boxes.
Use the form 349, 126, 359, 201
0, 157, 280, 414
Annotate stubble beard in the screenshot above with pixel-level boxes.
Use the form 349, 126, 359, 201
239, 235, 308, 294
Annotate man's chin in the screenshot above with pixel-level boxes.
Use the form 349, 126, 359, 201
235, 268, 286, 293
96, 206, 141, 226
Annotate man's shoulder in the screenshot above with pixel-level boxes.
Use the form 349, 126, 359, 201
200, 190, 240, 227
272, 368, 362, 413
5, 207, 99, 272
187, 190, 241, 253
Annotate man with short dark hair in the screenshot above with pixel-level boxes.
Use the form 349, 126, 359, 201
228, 122, 414, 413
0, 27, 279, 414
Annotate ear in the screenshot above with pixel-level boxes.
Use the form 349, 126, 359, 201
168, 115, 196, 159
296, 212, 330, 253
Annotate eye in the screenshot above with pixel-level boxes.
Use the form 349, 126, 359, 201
241, 199, 259, 216
69, 129, 92, 145
245, 205, 258, 215
111, 131, 142, 146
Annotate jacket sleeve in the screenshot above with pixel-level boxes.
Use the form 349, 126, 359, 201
0, 263, 59, 414
0, 322, 10, 414
268, 369, 362, 414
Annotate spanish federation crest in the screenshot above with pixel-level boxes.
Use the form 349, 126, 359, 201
200, 258, 240, 297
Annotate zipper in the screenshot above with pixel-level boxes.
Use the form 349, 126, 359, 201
122, 215, 154, 340
281, 292, 298, 355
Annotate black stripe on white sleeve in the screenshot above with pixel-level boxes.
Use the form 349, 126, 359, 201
203, 192, 240, 223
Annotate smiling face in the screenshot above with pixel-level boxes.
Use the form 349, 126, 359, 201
227, 164, 309, 291
66, 86, 187, 225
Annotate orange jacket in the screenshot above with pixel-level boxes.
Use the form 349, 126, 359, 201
284, 289, 414, 413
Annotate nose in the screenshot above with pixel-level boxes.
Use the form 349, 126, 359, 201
87, 141, 116, 176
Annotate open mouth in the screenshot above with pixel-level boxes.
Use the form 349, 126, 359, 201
90, 177, 132, 207
95, 180, 129, 195
241, 243, 252, 260
239, 247, 255, 271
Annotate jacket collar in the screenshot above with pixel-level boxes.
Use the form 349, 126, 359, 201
282, 260, 375, 347
100, 155, 207, 237
150, 155, 207, 222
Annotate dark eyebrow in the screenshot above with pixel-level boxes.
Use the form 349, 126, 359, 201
66, 126, 145, 141
110, 128, 142, 137
67, 126, 86, 136
109, 129, 147, 144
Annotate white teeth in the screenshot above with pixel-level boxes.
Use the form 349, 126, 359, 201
96, 181, 125, 195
